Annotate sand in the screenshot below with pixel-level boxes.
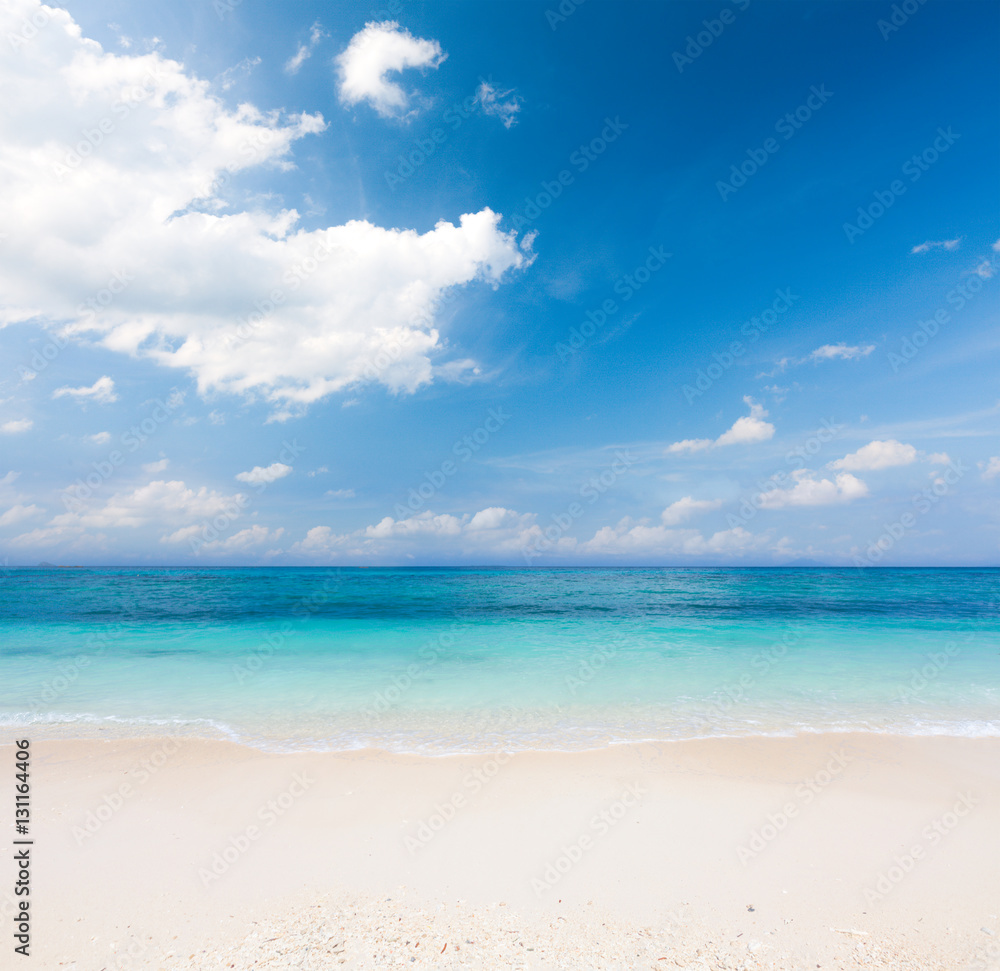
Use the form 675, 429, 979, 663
2, 734, 999, 969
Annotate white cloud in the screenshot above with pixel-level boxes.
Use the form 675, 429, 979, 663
1, 420, 33, 434
911, 239, 960, 255
980, 456, 1000, 481
142, 458, 170, 474
474, 80, 521, 129
660, 496, 723, 526
335, 21, 446, 119
324, 488, 356, 499
88, 431, 111, 445
285, 22, 324, 75
55, 479, 246, 530
669, 397, 774, 454
216, 56, 261, 92
808, 343, 875, 362
0, 504, 43, 527
580, 520, 763, 556
716, 398, 775, 446
927, 452, 951, 465
293, 506, 545, 559
828, 439, 917, 471
0, 2, 529, 415
235, 462, 292, 485
13, 478, 247, 548
757, 469, 868, 508
180, 524, 283, 552
52, 376, 118, 404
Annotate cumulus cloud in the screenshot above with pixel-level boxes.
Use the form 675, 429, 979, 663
757, 469, 868, 508
0, 2, 529, 416
142, 458, 170, 474
335, 21, 446, 118
980, 456, 1000, 481
660, 496, 724, 526
828, 439, 917, 471
928, 452, 951, 465
292, 506, 544, 559
808, 343, 875, 362
0, 504, 44, 527
12, 478, 248, 548
183, 524, 283, 552
668, 397, 774, 454
911, 239, 960, 254
474, 80, 522, 128
88, 432, 112, 445
52, 376, 118, 404
285, 21, 324, 75
235, 462, 292, 485
579, 520, 763, 556
1, 420, 33, 434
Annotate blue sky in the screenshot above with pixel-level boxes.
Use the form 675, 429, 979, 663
0, 0, 997, 565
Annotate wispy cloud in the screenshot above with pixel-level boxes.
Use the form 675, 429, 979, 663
808, 343, 875, 362
52, 376, 118, 404
911, 238, 960, 255
285, 21, 324, 75
474, 80, 522, 129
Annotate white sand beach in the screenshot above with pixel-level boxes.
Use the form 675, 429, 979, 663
4, 733, 999, 969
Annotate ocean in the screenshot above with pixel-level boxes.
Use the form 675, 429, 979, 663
1, 567, 997, 753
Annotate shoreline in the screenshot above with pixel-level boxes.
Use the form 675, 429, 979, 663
4, 732, 999, 968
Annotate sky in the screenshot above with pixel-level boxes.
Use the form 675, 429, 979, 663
0, 0, 997, 566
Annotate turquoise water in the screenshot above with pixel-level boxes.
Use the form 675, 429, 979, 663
1, 567, 998, 752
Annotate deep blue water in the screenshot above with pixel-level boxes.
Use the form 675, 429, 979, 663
1, 567, 997, 752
